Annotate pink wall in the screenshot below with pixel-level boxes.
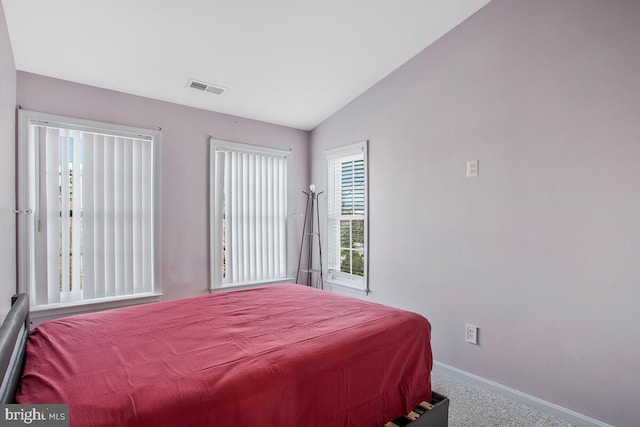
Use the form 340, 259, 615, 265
17, 72, 310, 305
310, 1, 640, 426
0, 2, 16, 321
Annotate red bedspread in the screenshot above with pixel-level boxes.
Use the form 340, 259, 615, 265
17, 284, 432, 427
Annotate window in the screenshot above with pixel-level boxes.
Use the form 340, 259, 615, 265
326, 141, 368, 291
17, 111, 160, 311
209, 139, 290, 288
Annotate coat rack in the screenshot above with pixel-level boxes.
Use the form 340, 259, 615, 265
296, 184, 323, 289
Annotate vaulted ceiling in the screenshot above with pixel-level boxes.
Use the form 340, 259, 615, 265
2, 0, 491, 130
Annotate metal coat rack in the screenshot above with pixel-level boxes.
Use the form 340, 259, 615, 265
296, 185, 323, 289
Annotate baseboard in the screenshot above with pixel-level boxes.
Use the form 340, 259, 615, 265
432, 361, 613, 427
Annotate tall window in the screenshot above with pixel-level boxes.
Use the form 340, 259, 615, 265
17, 111, 160, 311
210, 139, 290, 288
326, 141, 368, 291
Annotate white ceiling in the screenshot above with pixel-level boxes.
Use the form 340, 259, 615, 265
2, 0, 491, 131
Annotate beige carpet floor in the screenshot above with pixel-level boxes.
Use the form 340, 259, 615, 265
431, 370, 578, 427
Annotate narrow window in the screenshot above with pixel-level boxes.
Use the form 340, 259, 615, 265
210, 139, 290, 288
326, 141, 368, 291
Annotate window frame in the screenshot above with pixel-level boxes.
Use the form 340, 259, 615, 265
209, 138, 293, 290
17, 110, 162, 316
325, 140, 369, 293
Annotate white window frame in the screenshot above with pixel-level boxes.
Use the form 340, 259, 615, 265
17, 110, 162, 317
209, 138, 293, 290
325, 140, 369, 293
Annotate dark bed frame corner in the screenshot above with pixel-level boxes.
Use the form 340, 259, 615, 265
387, 391, 449, 427
0, 293, 30, 404
413, 392, 449, 427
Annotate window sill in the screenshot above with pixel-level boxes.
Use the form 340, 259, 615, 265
29, 292, 163, 320
209, 278, 295, 293
324, 280, 369, 297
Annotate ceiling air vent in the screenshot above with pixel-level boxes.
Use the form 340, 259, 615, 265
187, 79, 226, 95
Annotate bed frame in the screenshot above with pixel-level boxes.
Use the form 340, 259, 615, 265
0, 293, 448, 426
385, 392, 449, 427
0, 293, 29, 404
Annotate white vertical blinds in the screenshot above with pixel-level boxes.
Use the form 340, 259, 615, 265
211, 141, 289, 287
32, 123, 155, 306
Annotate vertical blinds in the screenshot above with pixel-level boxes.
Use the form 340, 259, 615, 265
33, 124, 154, 305
212, 146, 288, 286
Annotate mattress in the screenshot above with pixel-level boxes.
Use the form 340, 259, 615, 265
16, 284, 432, 427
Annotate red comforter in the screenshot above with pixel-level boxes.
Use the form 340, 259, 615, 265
17, 284, 432, 427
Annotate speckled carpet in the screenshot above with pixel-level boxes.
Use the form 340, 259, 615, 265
431, 370, 577, 427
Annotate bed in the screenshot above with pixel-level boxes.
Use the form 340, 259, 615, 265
2, 284, 440, 426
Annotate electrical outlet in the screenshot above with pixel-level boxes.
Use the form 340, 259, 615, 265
465, 324, 479, 345
466, 160, 479, 177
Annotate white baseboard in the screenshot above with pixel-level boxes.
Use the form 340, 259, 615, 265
432, 361, 613, 427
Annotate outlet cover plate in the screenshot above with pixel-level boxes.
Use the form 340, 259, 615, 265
466, 324, 479, 344
466, 160, 479, 177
